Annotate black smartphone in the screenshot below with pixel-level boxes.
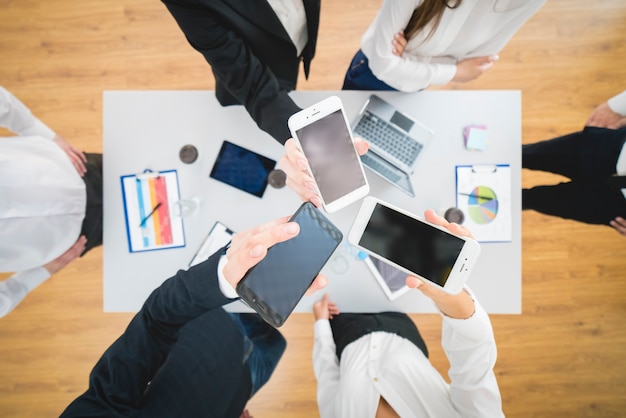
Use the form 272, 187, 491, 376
236, 202, 343, 327
209, 140, 276, 197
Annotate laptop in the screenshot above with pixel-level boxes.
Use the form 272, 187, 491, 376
352, 95, 434, 197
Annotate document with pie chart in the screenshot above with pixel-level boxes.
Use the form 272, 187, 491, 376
456, 164, 512, 243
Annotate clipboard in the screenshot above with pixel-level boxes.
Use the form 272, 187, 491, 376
120, 169, 186, 252
456, 164, 512, 243
189, 221, 234, 267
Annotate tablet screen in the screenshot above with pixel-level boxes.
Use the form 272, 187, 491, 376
210, 141, 276, 197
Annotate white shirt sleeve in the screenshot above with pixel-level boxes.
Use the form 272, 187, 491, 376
607, 90, 626, 116
312, 319, 341, 418
216, 254, 239, 299
0, 268, 51, 318
441, 289, 504, 418
360, 0, 457, 91
0, 86, 56, 139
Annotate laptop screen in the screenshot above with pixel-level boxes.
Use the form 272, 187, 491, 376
390, 111, 414, 132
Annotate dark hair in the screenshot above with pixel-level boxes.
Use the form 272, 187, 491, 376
404, 0, 463, 41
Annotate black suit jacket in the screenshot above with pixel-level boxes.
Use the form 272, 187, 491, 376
162, 0, 321, 144
60, 250, 251, 418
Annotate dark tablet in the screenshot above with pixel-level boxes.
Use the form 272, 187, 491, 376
209, 140, 276, 197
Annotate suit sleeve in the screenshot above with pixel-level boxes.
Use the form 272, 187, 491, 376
162, 0, 300, 144
60, 250, 235, 417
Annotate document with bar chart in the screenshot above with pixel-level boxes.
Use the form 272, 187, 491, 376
121, 170, 185, 252
456, 164, 512, 243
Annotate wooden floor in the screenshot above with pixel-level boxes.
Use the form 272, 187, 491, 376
1, 0, 626, 416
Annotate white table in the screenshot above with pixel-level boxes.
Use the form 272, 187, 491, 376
103, 90, 521, 314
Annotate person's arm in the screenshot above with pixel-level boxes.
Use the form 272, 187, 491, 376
162, 0, 300, 144
0, 86, 55, 138
0, 269, 49, 318
441, 291, 502, 417
607, 91, 626, 116
0, 86, 87, 174
361, 0, 458, 91
312, 294, 341, 418
407, 281, 502, 417
610, 216, 626, 237
0, 236, 86, 319
61, 217, 328, 416
587, 90, 626, 129
279, 137, 370, 207
406, 211, 503, 417
60, 250, 233, 417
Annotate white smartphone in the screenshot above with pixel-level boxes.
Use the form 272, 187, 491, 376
288, 96, 369, 213
348, 197, 481, 294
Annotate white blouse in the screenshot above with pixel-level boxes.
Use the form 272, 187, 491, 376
360, 0, 546, 91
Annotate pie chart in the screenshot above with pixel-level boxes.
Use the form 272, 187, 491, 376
467, 186, 498, 224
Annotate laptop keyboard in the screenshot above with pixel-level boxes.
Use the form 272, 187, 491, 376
353, 112, 423, 167
360, 152, 403, 183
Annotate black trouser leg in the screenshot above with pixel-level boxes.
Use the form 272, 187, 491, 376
523, 181, 626, 225
522, 127, 626, 181
80, 153, 103, 255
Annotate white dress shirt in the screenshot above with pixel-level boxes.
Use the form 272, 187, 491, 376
313, 290, 503, 418
0, 86, 86, 317
608, 90, 626, 117
360, 0, 546, 91
605, 90, 626, 198
266, 0, 308, 56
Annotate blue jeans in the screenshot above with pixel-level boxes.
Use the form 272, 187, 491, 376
342, 50, 397, 91
228, 313, 286, 397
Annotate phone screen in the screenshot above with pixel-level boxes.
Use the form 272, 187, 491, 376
359, 203, 465, 286
296, 109, 366, 204
237, 203, 342, 326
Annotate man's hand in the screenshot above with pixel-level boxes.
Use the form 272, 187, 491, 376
610, 216, 626, 237
223, 216, 328, 294
43, 235, 87, 275
52, 134, 87, 176
279, 138, 369, 208
313, 293, 340, 320
405, 210, 475, 319
391, 30, 408, 57
586, 102, 626, 129
452, 55, 498, 83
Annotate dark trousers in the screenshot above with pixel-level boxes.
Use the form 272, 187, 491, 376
80, 153, 103, 255
228, 313, 286, 397
342, 50, 397, 91
330, 312, 428, 360
522, 127, 626, 225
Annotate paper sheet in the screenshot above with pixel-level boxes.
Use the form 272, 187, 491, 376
189, 222, 234, 267
456, 165, 512, 243
121, 170, 185, 252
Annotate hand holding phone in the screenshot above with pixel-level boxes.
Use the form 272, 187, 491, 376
280, 138, 370, 208
235, 202, 343, 327
288, 96, 369, 213
348, 197, 481, 294
222, 216, 329, 295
